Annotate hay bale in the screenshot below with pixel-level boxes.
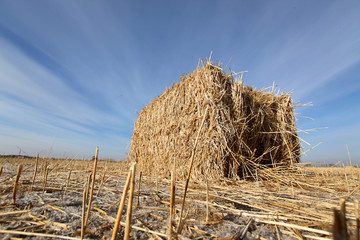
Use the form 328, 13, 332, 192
130, 62, 300, 182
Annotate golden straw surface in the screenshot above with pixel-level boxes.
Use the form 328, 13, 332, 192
130, 61, 300, 182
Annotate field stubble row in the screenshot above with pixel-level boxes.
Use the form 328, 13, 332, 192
0, 156, 359, 239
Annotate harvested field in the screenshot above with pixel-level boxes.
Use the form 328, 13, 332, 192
0, 156, 359, 239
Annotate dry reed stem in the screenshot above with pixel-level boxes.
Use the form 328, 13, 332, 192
31, 154, 39, 191
118, 221, 167, 238
343, 164, 350, 194
355, 200, 359, 240
84, 146, 99, 227
0, 229, 80, 240
96, 161, 107, 196
137, 171, 142, 206
177, 210, 189, 235
0, 209, 30, 217
81, 174, 91, 240
177, 105, 209, 234
333, 208, 346, 240
259, 220, 331, 236
41, 166, 49, 198
169, 170, 175, 239
12, 164, 23, 204
124, 163, 136, 240
287, 234, 329, 240
231, 218, 254, 240
0, 166, 2, 176
340, 198, 348, 238
80, 182, 87, 240
63, 169, 72, 197
206, 180, 210, 223
111, 166, 133, 240
42, 158, 47, 176
240, 219, 254, 239
347, 183, 360, 198
47, 204, 65, 213
188, 226, 217, 238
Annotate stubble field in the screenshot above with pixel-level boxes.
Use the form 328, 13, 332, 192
0, 156, 359, 239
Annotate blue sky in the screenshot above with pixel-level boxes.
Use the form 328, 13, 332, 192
0, 1, 359, 164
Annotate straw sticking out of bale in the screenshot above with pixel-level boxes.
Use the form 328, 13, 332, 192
130, 61, 300, 182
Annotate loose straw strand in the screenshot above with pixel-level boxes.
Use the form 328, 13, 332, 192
124, 163, 136, 240
169, 169, 175, 239
84, 146, 99, 227
12, 164, 23, 204
177, 105, 209, 234
31, 154, 39, 191
80, 175, 91, 240
111, 165, 133, 240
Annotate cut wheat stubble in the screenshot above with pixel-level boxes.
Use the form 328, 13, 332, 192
84, 146, 99, 228
111, 164, 133, 240
12, 164, 23, 204
124, 163, 136, 240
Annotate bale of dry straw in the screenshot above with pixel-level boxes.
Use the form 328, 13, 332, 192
130, 62, 300, 182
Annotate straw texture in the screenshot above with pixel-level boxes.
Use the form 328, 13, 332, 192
130, 62, 300, 182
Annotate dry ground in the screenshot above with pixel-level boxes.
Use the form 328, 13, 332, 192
0, 157, 359, 239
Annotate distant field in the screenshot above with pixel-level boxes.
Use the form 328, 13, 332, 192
0, 157, 359, 239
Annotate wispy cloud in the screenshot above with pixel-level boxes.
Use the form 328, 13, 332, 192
0, 26, 133, 158
244, 1, 360, 100
0, 0, 359, 162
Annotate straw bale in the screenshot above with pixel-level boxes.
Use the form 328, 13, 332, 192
130, 62, 300, 182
